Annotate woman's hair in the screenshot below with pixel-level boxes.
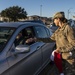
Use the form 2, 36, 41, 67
59, 17, 67, 23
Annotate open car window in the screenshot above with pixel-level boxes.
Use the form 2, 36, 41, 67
14, 27, 35, 46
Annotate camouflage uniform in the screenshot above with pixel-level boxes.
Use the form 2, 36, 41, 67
51, 23, 75, 75
38, 23, 75, 75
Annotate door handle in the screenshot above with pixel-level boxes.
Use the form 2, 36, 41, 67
36, 46, 41, 50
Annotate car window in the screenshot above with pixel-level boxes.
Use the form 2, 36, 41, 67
45, 28, 50, 37
14, 27, 35, 46
34, 26, 48, 38
0, 27, 15, 52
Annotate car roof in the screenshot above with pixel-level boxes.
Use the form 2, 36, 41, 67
0, 22, 44, 28
19, 20, 45, 25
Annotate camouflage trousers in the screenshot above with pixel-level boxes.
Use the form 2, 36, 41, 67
62, 51, 75, 75
62, 59, 75, 75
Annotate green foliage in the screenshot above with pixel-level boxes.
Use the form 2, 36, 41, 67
0, 6, 27, 21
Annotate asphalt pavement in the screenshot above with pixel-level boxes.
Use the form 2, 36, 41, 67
38, 62, 59, 75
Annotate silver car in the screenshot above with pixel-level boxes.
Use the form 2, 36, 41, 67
0, 22, 55, 75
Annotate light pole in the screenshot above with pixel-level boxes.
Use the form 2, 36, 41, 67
40, 5, 42, 17
68, 8, 72, 19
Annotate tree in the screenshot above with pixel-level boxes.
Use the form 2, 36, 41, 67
0, 6, 27, 22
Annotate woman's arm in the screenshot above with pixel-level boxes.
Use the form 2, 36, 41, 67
36, 31, 56, 43
37, 37, 55, 43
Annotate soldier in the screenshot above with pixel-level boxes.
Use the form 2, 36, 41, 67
37, 11, 75, 75
52, 12, 75, 75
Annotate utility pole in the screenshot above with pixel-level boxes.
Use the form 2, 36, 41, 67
68, 10, 69, 19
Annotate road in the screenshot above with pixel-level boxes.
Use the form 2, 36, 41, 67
38, 62, 59, 75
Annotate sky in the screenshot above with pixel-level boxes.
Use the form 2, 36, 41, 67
0, 0, 75, 19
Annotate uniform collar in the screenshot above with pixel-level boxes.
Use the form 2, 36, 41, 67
58, 23, 67, 31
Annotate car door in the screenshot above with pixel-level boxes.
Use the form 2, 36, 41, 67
34, 26, 55, 66
7, 27, 43, 75
0, 54, 10, 75
0, 27, 16, 75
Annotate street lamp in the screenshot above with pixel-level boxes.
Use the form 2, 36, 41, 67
40, 5, 42, 17
68, 8, 72, 19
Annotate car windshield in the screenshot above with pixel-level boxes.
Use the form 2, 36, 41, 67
0, 27, 15, 52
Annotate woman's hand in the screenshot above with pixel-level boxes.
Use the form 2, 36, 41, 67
54, 48, 61, 53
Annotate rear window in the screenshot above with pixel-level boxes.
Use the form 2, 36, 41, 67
0, 27, 15, 52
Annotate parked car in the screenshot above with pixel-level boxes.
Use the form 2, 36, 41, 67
68, 19, 75, 31
19, 20, 45, 25
49, 23, 58, 33
0, 22, 55, 75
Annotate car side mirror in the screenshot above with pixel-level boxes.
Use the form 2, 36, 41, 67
15, 45, 30, 54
